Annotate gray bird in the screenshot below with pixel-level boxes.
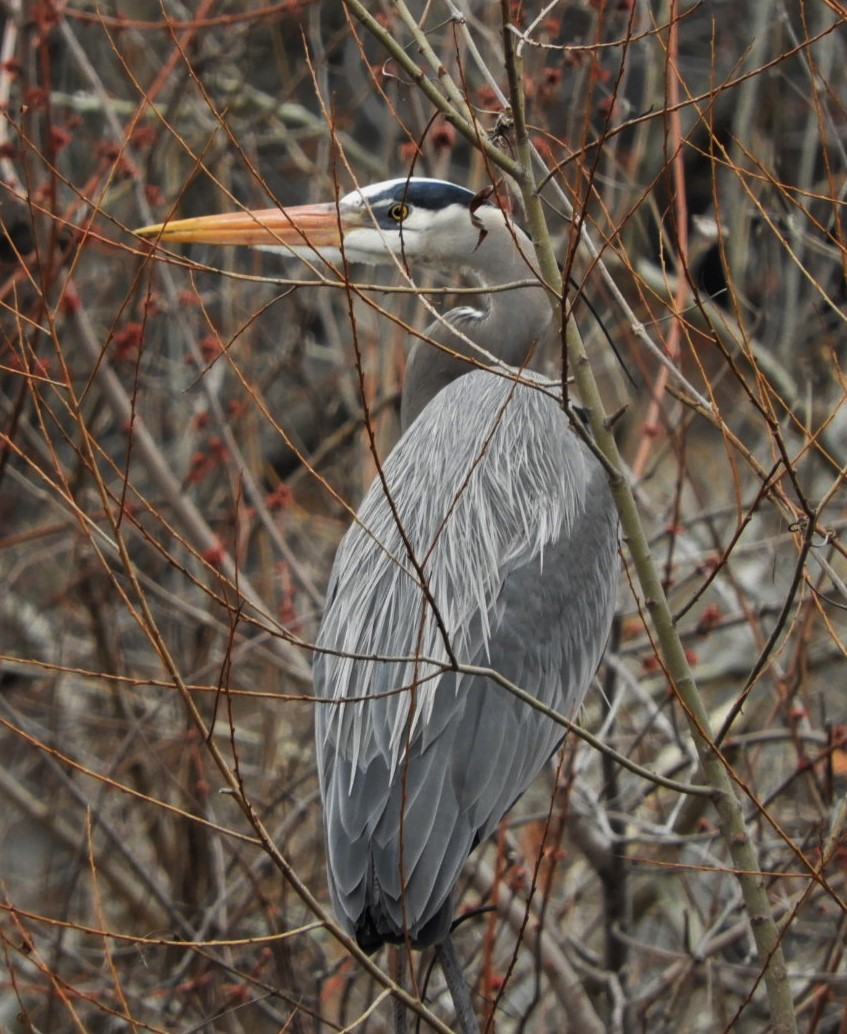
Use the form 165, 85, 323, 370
139, 177, 619, 961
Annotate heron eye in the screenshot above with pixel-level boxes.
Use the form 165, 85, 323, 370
389, 202, 409, 223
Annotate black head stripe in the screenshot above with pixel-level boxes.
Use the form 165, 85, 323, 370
364, 178, 479, 211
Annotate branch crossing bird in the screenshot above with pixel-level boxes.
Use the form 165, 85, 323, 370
138, 176, 619, 964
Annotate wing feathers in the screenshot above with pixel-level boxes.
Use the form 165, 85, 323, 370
314, 370, 618, 945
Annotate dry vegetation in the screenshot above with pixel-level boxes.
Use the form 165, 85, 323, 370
1, 1, 847, 1031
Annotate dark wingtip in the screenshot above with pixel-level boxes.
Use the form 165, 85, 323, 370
355, 920, 385, 955
353, 895, 455, 954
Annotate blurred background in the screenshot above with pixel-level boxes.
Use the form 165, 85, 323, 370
1, 1, 846, 1031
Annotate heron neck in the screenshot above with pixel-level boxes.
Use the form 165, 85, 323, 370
400, 225, 551, 431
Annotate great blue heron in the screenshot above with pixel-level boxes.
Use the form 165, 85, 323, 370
139, 177, 619, 1025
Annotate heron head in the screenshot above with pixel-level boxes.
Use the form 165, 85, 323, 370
136, 177, 510, 270
335, 178, 491, 266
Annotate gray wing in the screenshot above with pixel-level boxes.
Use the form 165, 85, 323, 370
313, 371, 618, 947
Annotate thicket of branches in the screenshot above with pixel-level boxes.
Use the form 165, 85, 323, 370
1, 1, 846, 1031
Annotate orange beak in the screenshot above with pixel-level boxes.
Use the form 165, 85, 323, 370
136, 201, 353, 250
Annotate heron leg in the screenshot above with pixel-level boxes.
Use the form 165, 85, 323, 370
391, 947, 409, 1034
435, 936, 480, 1034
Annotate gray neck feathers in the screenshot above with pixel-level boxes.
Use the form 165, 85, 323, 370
400, 219, 551, 431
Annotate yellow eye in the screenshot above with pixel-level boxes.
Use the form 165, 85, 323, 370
389, 202, 409, 223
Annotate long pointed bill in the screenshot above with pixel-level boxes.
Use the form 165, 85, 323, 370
136, 202, 354, 250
